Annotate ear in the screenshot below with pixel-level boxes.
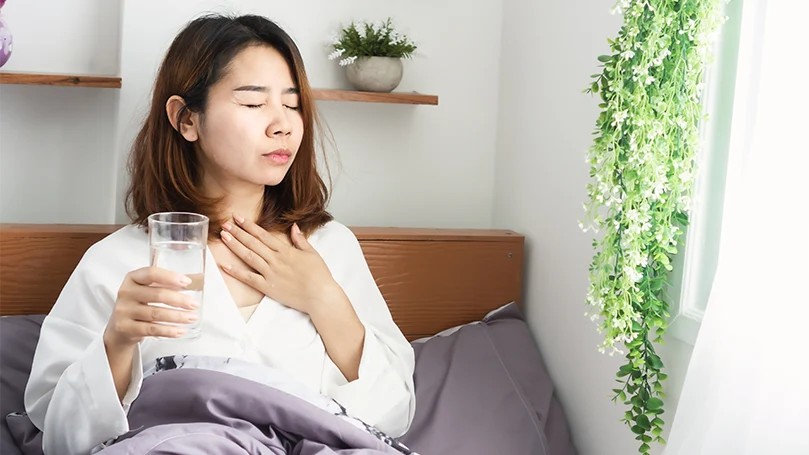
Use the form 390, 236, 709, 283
166, 95, 200, 142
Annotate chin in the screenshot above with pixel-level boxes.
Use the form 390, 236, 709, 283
255, 170, 290, 187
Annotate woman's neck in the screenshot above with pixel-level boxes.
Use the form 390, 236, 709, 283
201, 175, 264, 223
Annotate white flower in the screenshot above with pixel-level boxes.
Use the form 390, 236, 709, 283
621, 49, 636, 60
338, 56, 358, 66
612, 110, 629, 128
327, 48, 345, 60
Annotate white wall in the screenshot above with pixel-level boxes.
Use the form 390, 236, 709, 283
0, 0, 122, 223
492, 1, 693, 454
113, 0, 502, 228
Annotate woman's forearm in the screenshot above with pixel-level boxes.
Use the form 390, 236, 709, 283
309, 284, 365, 382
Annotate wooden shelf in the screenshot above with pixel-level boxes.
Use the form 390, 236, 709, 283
0, 74, 437, 105
0, 72, 121, 88
312, 89, 438, 105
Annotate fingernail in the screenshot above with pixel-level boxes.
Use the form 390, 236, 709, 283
221, 231, 232, 242
222, 222, 232, 231
175, 328, 186, 337
179, 275, 192, 285
186, 297, 199, 308
233, 213, 245, 224
187, 313, 199, 322
221, 264, 232, 272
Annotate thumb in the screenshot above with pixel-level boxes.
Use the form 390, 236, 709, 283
291, 223, 313, 251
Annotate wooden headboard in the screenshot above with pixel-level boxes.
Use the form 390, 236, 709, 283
0, 224, 524, 340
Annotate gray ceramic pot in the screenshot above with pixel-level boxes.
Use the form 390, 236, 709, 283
346, 57, 404, 93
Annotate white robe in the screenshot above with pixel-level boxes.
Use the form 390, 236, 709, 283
24, 221, 416, 455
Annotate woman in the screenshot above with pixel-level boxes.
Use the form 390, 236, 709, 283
24, 14, 415, 455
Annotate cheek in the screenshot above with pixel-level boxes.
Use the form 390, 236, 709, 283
291, 114, 305, 148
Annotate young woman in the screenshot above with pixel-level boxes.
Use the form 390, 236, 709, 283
24, 14, 415, 454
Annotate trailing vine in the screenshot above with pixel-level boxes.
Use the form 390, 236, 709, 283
581, 0, 726, 453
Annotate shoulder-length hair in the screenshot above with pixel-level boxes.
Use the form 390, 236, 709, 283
126, 14, 332, 236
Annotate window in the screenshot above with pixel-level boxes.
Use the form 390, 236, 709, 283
668, 0, 745, 344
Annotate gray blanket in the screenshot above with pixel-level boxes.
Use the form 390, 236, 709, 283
11, 356, 417, 455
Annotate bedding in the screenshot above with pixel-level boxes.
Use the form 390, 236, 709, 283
0, 304, 576, 455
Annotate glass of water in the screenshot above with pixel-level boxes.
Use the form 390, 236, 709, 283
147, 212, 208, 339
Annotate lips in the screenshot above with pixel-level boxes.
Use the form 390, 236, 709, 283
263, 148, 292, 165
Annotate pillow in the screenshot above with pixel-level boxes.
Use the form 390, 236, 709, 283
0, 315, 45, 455
401, 303, 577, 455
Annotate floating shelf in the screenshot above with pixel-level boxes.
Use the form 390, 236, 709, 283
312, 89, 438, 105
0, 73, 438, 105
0, 72, 122, 88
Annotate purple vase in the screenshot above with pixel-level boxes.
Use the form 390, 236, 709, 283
0, 14, 13, 68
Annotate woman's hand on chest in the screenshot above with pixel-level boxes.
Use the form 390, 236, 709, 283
217, 215, 340, 315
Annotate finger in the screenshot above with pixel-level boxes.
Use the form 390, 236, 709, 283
220, 227, 271, 275
290, 223, 314, 252
231, 213, 288, 252
131, 286, 199, 311
132, 304, 198, 325
129, 266, 191, 289
220, 263, 267, 292
121, 319, 186, 338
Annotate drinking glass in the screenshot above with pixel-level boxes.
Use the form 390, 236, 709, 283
147, 212, 208, 339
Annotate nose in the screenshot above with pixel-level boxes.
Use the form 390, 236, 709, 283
267, 104, 292, 138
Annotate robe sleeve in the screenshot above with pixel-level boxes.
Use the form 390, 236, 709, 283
318, 223, 416, 438
24, 242, 144, 455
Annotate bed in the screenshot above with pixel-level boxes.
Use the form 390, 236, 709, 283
0, 224, 577, 455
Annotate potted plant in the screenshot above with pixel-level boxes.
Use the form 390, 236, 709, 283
0, 0, 13, 68
328, 18, 417, 93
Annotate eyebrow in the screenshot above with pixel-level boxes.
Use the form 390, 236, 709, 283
233, 85, 299, 95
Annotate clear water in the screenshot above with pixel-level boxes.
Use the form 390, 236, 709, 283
149, 241, 206, 339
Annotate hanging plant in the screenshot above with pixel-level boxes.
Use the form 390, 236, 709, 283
580, 0, 726, 453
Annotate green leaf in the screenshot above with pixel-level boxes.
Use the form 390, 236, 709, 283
591, 74, 601, 78
592, 82, 600, 93
648, 355, 664, 369
658, 373, 669, 381
657, 437, 668, 445
647, 398, 664, 411
636, 414, 651, 431
653, 417, 665, 427
598, 54, 612, 63
642, 434, 653, 443
639, 443, 651, 453
631, 425, 646, 435
619, 391, 627, 402
653, 427, 663, 436
631, 396, 644, 408
640, 388, 650, 402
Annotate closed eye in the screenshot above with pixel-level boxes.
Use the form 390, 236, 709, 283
285, 105, 301, 111
243, 104, 265, 109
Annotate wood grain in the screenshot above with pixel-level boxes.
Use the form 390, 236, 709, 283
312, 89, 438, 105
0, 224, 523, 339
0, 72, 122, 88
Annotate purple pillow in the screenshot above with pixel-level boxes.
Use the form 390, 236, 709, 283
1, 315, 45, 455
401, 303, 577, 455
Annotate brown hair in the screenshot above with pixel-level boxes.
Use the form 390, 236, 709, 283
125, 14, 333, 236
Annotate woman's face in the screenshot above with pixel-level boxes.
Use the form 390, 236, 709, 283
190, 45, 304, 191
